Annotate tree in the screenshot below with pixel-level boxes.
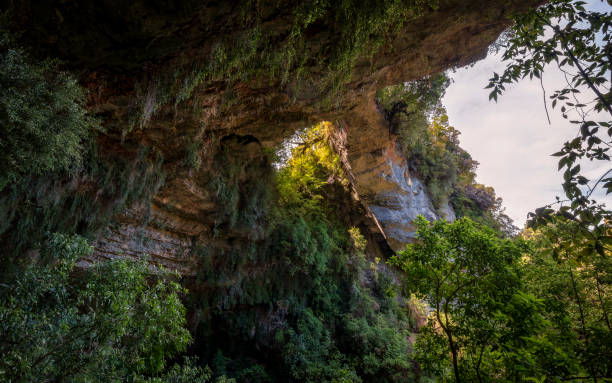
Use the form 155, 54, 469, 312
389, 217, 538, 382
523, 218, 612, 381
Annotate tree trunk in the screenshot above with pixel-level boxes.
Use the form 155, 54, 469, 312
569, 263, 598, 383
475, 344, 485, 383
444, 325, 461, 383
594, 270, 610, 331
436, 306, 461, 383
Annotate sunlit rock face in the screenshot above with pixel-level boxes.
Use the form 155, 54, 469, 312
330, 115, 455, 252
351, 138, 454, 252
369, 154, 439, 251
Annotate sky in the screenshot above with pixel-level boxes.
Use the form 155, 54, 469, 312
442, 1, 610, 227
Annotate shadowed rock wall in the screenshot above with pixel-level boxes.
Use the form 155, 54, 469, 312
5, 0, 541, 270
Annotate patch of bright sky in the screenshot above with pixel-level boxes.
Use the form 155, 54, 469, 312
442, 0, 610, 227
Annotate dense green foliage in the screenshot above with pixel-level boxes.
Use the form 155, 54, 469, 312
390, 218, 533, 382
473, 3, 612, 379
523, 219, 612, 381
0, 233, 213, 382
0, 29, 423, 379
188, 124, 422, 382
0, 25, 195, 382
3, 1, 611, 382
0, 22, 98, 189
0, 22, 165, 259
391, 216, 611, 382
381, 2, 612, 380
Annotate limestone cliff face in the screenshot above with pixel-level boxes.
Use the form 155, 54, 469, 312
329, 119, 453, 252
7, 0, 540, 270
366, 141, 454, 251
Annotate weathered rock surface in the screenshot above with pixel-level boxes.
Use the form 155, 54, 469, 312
7, 0, 541, 270
330, 119, 452, 252
368, 144, 451, 251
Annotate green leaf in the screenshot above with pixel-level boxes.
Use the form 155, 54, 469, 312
489, 90, 498, 102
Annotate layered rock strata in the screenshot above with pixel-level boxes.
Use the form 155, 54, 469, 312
6, 0, 541, 269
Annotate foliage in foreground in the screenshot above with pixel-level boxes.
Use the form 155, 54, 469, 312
477, 2, 612, 379
3, 1, 610, 382
391, 217, 535, 382
0, 233, 211, 383
523, 218, 612, 382
392, 216, 611, 382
